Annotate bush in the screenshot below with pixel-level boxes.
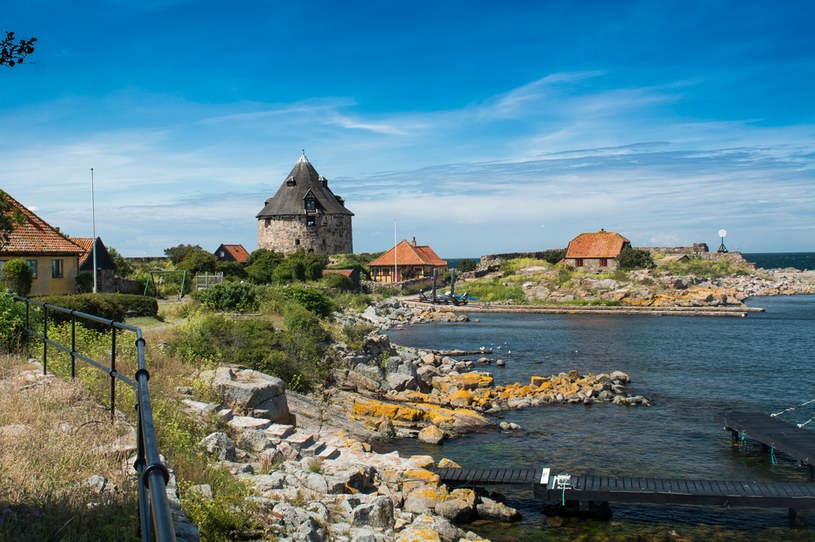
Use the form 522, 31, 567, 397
246, 250, 284, 284
280, 285, 334, 317
541, 249, 567, 264
36, 294, 126, 324
2, 259, 32, 296
321, 273, 353, 292
75, 272, 93, 293
0, 291, 28, 352
617, 248, 655, 270
109, 294, 159, 317
196, 282, 258, 313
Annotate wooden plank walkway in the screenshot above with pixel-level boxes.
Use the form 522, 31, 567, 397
431, 467, 815, 509
715, 411, 815, 473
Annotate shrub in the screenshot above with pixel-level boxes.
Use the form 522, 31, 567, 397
2, 259, 32, 296
280, 285, 334, 317
75, 272, 93, 293
617, 248, 655, 270
246, 250, 284, 284
321, 273, 353, 291
0, 291, 28, 352
196, 282, 258, 313
109, 294, 159, 317
541, 249, 567, 264
457, 259, 478, 272
35, 294, 126, 324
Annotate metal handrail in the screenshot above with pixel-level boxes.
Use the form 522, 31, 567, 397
18, 297, 177, 542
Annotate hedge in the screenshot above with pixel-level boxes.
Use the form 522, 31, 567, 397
33, 293, 158, 324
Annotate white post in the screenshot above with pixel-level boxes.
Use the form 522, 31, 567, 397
91, 168, 98, 294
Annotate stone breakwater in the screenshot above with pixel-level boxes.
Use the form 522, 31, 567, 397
332, 331, 647, 443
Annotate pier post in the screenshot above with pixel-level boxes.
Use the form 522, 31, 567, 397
789, 508, 808, 528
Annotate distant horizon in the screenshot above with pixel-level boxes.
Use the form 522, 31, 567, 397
3, 0, 813, 256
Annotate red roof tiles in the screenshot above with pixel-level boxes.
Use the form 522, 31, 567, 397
1, 191, 84, 255
369, 239, 447, 268
565, 230, 630, 259
215, 244, 250, 263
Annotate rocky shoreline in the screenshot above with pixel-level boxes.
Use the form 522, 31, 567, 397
174, 299, 655, 542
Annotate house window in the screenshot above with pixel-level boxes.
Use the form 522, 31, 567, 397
305, 198, 317, 212
306, 217, 316, 227
265, 218, 271, 227
600, 258, 608, 267
220, 250, 225, 258
27, 260, 38, 279
52, 259, 64, 278
575, 258, 584, 267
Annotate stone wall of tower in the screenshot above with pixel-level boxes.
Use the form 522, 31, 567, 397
258, 214, 353, 255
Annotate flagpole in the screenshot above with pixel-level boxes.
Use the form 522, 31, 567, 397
91, 168, 97, 294
393, 218, 397, 283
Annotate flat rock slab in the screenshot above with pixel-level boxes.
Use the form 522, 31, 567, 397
265, 424, 295, 439
228, 416, 272, 431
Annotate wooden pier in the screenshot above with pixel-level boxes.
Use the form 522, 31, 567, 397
715, 410, 815, 479
432, 466, 815, 525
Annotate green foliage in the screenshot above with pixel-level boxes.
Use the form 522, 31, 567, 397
463, 277, 527, 303
75, 271, 93, 293
456, 258, 478, 272
0, 32, 36, 68
2, 259, 32, 295
164, 244, 203, 265
660, 257, 752, 279
341, 322, 375, 351
215, 261, 248, 280
107, 246, 133, 276
501, 258, 552, 274
246, 249, 284, 284
181, 472, 258, 542
280, 285, 334, 317
321, 272, 353, 291
196, 282, 258, 313
556, 267, 573, 286
179, 250, 217, 275
0, 291, 28, 352
36, 294, 127, 325
331, 292, 372, 312
541, 249, 567, 264
0, 190, 25, 248
110, 294, 159, 317
616, 247, 655, 270
167, 312, 333, 392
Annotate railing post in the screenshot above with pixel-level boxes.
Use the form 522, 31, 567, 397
71, 311, 77, 379
110, 325, 117, 421
42, 306, 48, 375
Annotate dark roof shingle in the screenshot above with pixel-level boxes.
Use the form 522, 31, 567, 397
256, 155, 353, 218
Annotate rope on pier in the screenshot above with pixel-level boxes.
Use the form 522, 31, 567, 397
798, 417, 815, 429
771, 398, 815, 418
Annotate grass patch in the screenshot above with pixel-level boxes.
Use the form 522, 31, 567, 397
0, 355, 140, 541
461, 277, 527, 303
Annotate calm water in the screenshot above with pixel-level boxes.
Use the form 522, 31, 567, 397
383, 295, 815, 541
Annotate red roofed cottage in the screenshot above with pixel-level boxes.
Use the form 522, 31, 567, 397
369, 238, 447, 283
214, 244, 250, 264
1, 191, 84, 295
564, 229, 631, 271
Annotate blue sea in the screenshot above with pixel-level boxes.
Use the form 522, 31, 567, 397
383, 293, 815, 541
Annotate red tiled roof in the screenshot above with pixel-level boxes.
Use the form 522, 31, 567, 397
71, 237, 95, 267
215, 244, 250, 263
369, 240, 447, 268
565, 231, 630, 259
1, 191, 84, 255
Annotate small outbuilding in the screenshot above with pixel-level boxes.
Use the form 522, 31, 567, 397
369, 238, 447, 283
214, 244, 250, 264
71, 237, 117, 292
564, 229, 631, 271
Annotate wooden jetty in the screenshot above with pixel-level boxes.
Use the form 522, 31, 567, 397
432, 466, 815, 526
715, 410, 815, 479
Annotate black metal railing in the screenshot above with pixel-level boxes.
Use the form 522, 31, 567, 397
18, 297, 177, 542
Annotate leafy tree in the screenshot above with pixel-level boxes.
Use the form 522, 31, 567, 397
2, 259, 32, 295
1, 32, 36, 68
457, 259, 478, 272
541, 249, 567, 264
197, 282, 257, 313
75, 271, 93, 293
107, 246, 133, 276
0, 190, 24, 246
215, 260, 248, 280
616, 247, 655, 270
246, 249, 284, 284
164, 244, 203, 265
178, 249, 217, 274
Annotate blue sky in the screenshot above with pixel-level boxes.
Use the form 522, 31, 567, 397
2, 0, 813, 257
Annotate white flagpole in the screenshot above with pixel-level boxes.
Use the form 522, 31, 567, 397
91, 168, 97, 294
393, 218, 397, 283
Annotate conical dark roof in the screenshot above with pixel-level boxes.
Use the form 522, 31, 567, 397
256, 155, 353, 218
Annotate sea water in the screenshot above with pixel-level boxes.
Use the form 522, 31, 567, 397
383, 294, 815, 541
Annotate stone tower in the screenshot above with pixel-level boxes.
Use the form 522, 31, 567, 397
257, 154, 354, 255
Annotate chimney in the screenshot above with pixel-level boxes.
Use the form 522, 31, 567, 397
412, 237, 417, 247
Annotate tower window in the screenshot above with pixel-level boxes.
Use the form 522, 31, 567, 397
295, 239, 300, 246
286, 176, 296, 187
306, 217, 316, 227
305, 198, 317, 212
